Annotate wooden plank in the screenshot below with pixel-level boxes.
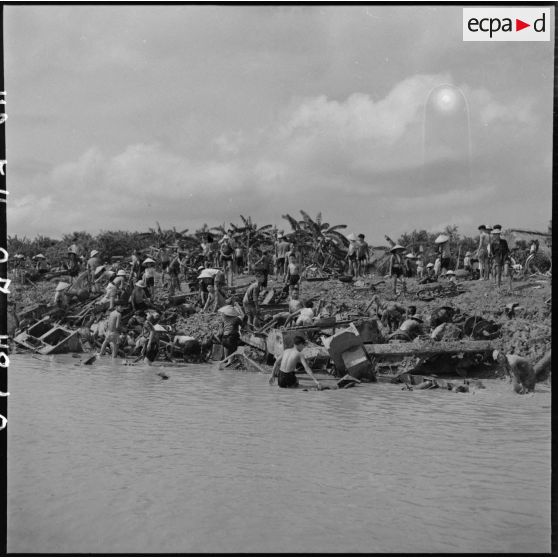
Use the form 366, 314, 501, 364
364, 340, 494, 358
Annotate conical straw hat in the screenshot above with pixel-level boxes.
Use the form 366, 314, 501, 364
218, 305, 239, 317
435, 234, 449, 244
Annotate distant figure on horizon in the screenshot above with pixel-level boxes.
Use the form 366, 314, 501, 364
476, 225, 490, 281
388, 244, 406, 295
488, 224, 510, 289
345, 234, 358, 277
356, 234, 369, 277
275, 233, 291, 280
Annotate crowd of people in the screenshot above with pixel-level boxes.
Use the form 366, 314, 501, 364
11, 223, 547, 380
382, 224, 524, 294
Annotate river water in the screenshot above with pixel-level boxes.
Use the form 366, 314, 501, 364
7, 355, 551, 554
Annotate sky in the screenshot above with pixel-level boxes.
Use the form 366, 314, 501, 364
4, 5, 554, 245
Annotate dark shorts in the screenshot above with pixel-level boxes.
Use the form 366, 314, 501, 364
181, 339, 201, 357
199, 278, 212, 293
276, 257, 285, 268
145, 276, 155, 287
289, 274, 300, 286
222, 333, 239, 353
391, 266, 403, 277
145, 345, 159, 362
236, 258, 244, 267
348, 254, 357, 261
222, 254, 233, 261
278, 370, 299, 388
441, 258, 450, 269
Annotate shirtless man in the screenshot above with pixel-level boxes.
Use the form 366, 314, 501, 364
269, 336, 322, 389
99, 304, 123, 358
243, 273, 264, 328
275, 234, 291, 280
476, 225, 490, 280
285, 255, 301, 289
288, 287, 304, 314
356, 234, 369, 277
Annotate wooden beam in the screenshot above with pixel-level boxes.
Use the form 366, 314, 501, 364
364, 340, 494, 358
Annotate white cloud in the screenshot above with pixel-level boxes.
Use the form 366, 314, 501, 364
7, 71, 551, 241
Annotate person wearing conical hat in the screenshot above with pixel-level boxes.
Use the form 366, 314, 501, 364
64, 247, 81, 281
216, 305, 242, 358
129, 279, 150, 313
388, 245, 406, 295
435, 235, 451, 275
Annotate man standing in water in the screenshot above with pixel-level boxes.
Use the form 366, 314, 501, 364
99, 303, 123, 358
269, 336, 322, 389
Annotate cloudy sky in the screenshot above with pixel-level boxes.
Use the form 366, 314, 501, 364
4, 5, 554, 244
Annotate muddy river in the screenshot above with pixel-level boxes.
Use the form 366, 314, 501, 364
7, 355, 551, 553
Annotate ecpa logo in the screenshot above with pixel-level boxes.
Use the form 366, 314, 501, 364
463, 7, 551, 41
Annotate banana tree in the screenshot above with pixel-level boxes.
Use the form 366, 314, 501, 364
284, 211, 349, 268
228, 216, 275, 270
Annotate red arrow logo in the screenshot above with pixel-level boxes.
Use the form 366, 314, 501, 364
516, 18, 530, 31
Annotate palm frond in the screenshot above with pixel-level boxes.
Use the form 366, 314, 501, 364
256, 224, 273, 232
326, 224, 347, 233
327, 230, 350, 246
282, 214, 300, 231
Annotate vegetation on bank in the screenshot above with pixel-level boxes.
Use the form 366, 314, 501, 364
8, 213, 549, 271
